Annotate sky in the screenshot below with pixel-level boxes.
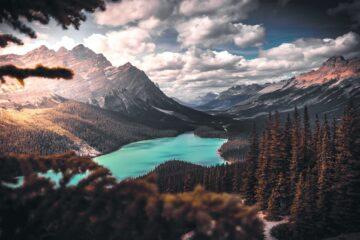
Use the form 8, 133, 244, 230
1, 0, 360, 101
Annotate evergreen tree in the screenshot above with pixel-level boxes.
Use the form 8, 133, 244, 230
183, 173, 192, 192
301, 106, 312, 168
255, 114, 272, 209
317, 115, 334, 233
269, 111, 286, 186
232, 163, 241, 193
267, 173, 287, 220
303, 167, 319, 239
290, 172, 307, 239
331, 103, 360, 233
242, 123, 259, 205
290, 107, 302, 198
282, 113, 293, 213
312, 114, 322, 169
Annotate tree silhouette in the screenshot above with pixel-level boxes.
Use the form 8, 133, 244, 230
0, 0, 118, 84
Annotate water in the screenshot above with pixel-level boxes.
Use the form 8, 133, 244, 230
2, 133, 226, 187
94, 132, 226, 180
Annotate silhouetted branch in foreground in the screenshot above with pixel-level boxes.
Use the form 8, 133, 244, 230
0, 34, 23, 47
0, 64, 73, 85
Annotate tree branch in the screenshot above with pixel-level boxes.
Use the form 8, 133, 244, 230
0, 34, 23, 48
0, 64, 73, 85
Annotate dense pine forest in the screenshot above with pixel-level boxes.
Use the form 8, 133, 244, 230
0, 103, 358, 240
144, 103, 360, 240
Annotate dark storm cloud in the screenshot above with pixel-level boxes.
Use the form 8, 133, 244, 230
328, 0, 360, 28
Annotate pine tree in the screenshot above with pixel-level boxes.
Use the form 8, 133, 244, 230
331, 103, 360, 233
290, 107, 302, 198
242, 123, 259, 205
301, 106, 312, 168
269, 111, 286, 187
255, 114, 272, 209
184, 173, 192, 192
282, 113, 293, 213
290, 172, 307, 239
312, 114, 322, 169
267, 173, 287, 220
317, 115, 334, 233
232, 163, 242, 193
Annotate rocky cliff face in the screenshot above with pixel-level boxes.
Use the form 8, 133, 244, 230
0, 45, 210, 124
293, 56, 360, 87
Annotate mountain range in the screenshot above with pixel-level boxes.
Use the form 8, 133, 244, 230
0, 45, 217, 155
1, 46, 359, 155
197, 56, 360, 121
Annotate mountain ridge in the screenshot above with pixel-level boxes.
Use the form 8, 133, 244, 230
197, 56, 360, 122
0, 44, 212, 125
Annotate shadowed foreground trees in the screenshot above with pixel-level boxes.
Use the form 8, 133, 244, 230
243, 104, 359, 239
0, 153, 264, 240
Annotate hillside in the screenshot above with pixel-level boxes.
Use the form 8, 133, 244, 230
0, 100, 178, 156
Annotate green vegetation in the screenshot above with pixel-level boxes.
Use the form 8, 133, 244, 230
0, 153, 264, 240
194, 126, 227, 138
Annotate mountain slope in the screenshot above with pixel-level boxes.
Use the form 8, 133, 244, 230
0, 45, 212, 126
198, 56, 360, 120
0, 100, 178, 156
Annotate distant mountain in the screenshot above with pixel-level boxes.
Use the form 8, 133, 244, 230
0, 45, 211, 126
198, 56, 360, 120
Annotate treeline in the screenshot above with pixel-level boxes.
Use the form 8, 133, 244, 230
219, 139, 248, 162
0, 101, 179, 155
0, 153, 264, 240
146, 104, 359, 239
145, 160, 244, 193
45, 101, 179, 153
241, 104, 360, 239
0, 123, 79, 155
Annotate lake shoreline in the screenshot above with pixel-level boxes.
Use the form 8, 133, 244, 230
94, 132, 227, 180
93, 130, 228, 158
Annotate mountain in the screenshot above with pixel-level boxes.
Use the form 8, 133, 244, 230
0, 45, 212, 126
0, 100, 178, 156
198, 56, 360, 121
0, 45, 221, 155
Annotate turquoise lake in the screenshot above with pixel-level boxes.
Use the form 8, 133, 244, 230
94, 133, 226, 180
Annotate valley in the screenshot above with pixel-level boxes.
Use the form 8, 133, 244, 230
0, 45, 226, 156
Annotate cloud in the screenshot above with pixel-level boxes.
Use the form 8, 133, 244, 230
328, 0, 360, 28
52, 36, 76, 50
179, 0, 258, 19
0, 34, 76, 55
94, 0, 262, 49
136, 32, 360, 100
84, 27, 156, 66
278, 0, 292, 7
176, 16, 265, 48
94, 0, 175, 26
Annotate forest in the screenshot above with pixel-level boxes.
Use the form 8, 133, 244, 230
143, 103, 360, 240
1, 103, 358, 239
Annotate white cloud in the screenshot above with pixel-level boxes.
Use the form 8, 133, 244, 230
176, 16, 265, 48
93, 0, 263, 51
135, 32, 360, 100
52, 36, 76, 50
94, 0, 174, 26
0, 34, 76, 55
84, 27, 156, 66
